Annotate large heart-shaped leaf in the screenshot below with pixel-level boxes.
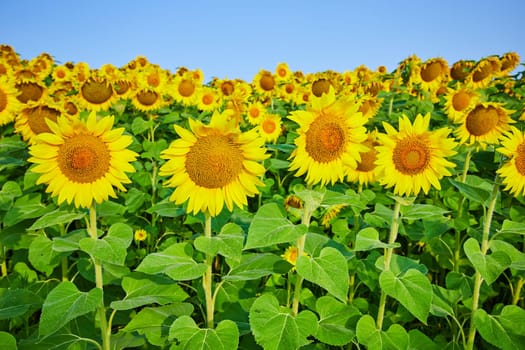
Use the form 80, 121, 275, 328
39, 281, 102, 338
296, 247, 349, 302
79, 222, 133, 266
356, 314, 409, 350
474, 306, 525, 350
194, 223, 244, 264
169, 316, 239, 350
249, 293, 317, 350
379, 269, 432, 324
464, 238, 511, 285
314, 296, 359, 346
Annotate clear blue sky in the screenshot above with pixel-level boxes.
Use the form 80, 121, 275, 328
2, 0, 524, 82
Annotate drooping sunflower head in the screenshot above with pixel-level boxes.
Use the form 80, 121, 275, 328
499, 52, 521, 76
288, 87, 368, 186
468, 58, 497, 88
411, 57, 449, 92
497, 126, 525, 197
159, 110, 269, 217
455, 102, 514, 149
450, 60, 476, 81
28, 112, 138, 208
375, 113, 458, 196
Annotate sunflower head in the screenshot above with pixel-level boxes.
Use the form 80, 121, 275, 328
497, 127, 525, 197
375, 113, 458, 196
258, 113, 282, 143
160, 110, 269, 217
28, 112, 138, 208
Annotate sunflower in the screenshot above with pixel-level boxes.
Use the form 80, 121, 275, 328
467, 58, 496, 88
411, 57, 449, 92
0, 75, 22, 126
159, 110, 269, 217
196, 86, 221, 112
375, 113, 457, 196
443, 84, 479, 123
346, 131, 379, 186
288, 87, 368, 186
252, 69, 277, 97
454, 102, 514, 148
499, 52, 520, 76
258, 113, 282, 143
497, 127, 525, 197
450, 60, 475, 81
28, 112, 138, 208
77, 76, 117, 112
15, 99, 63, 144
357, 95, 383, 121
171, 71, 200, 106
245, 100, 266, 125
275, 62, 292, 82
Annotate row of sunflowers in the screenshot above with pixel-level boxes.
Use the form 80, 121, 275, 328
1, 42, 525, 350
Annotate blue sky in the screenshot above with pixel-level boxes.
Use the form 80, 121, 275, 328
2, 0, 524, 82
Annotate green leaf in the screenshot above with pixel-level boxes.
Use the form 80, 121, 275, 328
499, 219, 525, 235
314, 296, 359, 345
142, 139, 168, 160
490, 240, 525, 270
400, 204, 449, 221
464, 238, 511, 285
245, 203, 307, 249
136, 243, 207, 281
122, 303, 193, 347
449, 179, 491, 205
169, 316, 239, 350
146, 200, 185, 217
296, 247, 349, 302
194, 223, 244, 263
474, 308, 525, 350
131, 116, 154, 134
110, 272, 189, 310
379, 269, 432, 324
408, 329, 440, 350
225, 253, 290, 281
39, 281, 102, 338
28, 234, 63, 276
0, 181, 22, 210
124, 187, 149, 213
354, 227, 400, 251
0, 331, 17, 350
430, 285, 461, 317
0, 288, 43, 320
79, 222, 133, 266
356, 314, 409, 350
249, 294, 317, 350
27, 209, 86, 230
3, 194, 53, 227
375, 254, 428, 275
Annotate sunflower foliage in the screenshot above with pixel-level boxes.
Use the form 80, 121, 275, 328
1, 45, 525, 350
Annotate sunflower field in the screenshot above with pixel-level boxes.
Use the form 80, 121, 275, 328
1, 44, 525, 350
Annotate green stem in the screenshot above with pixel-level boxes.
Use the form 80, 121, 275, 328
88, 206, 110, 350
60, 225, 68, 281
203, 214, 215, 328
376, 200, 401, 329
466, 180, 499, 350
454, 149, 472, 272
291, 205, 313, 316
513, 278, 524, 306
0, 243, 7, 277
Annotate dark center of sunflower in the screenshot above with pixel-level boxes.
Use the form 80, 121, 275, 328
262, 120, 276, 134
285, 83, 294, 94
278, 68, 287, 77
81, 79, 113, 104
515, 144, 525, 176
305, 117, 346, 163
178, 79, 195, 97
136, 90, 158, 106
393, 138, 430, 175
0, 88, 7, 112
147, 73, 160, 87
58, 134, 110, 183
114, 80, 130, 95
356, 140, 378, 172
259, 73, 275, 91
450, 62, 472, 80
311, 79, 331, 97
16, 82, 43, 103
202, 94, 213, 105
465, 105, 500, 136
359, 100, 375, 116
472, 63, 492, 82
420, 61, 442, 82
249, 107, 260, 118
185, 134, 244, 188
27, 105, 60, 134
221, 81, 234, 96
64, 102, 78, 116
56, 69, 66, 79
452, 90, 471, 111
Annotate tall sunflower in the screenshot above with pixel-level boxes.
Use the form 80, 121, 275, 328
0, 75, 22, 126
497, 127, 525, 197
258, 113, 282, 143
454, 102, 514, 148
375, 113, 457, 196
288, 88, 368, 186
28, 113, 138, 208
159, 110, 269, 217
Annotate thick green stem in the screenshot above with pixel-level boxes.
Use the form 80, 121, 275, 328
376, 200, 401, 329
0, 243, 7, 277
466, 181, 499, 350
292, 205, 313, 316
203, 214, 214, 328
513, 278, 524, 305
454, 149, 472, 272
88, 206, 110, 350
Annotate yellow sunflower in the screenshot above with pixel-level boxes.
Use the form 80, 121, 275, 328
275, 62, 292, 82
288, 87, 368, 186
245, 100, 266, 125
159, 110, 269, 217
497, 127, 525, 197
77, 76, 117, 112
252, 69, 277, 97
455, 102, 514, 148
0, 75, 22, 126
196, 86, 221, 112
450, 59, 475, 81
15, 99, 63, 144
443, 84, 479, 123
258, 113, 282, 143
170, 72, 200, 106
28, 112, 138, 208
375, 113, 457, 196
499, 52, 520, 76
411, 57, 449, 92
346, 131, 379, 186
